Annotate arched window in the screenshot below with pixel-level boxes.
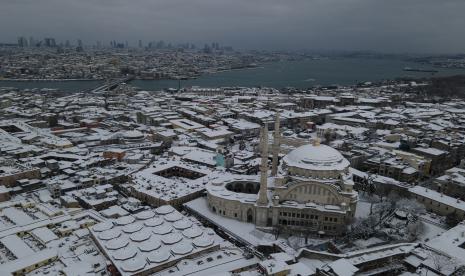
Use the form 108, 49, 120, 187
247, 209, 253, 223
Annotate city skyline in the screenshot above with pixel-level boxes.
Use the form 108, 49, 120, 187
2, 0, 465, 54
12, 36, 232, 51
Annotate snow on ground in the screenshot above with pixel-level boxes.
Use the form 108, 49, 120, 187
353, 237, 386, 249
185, 197, 275, 247
417, 219, 447, 242
185, 197, 328, 252
355, 200, 372, 219
286, 235, 330, 251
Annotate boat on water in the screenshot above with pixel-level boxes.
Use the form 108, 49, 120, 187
403, 67, 438, 73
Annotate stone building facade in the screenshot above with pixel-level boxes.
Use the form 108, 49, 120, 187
205, 116, 358, 236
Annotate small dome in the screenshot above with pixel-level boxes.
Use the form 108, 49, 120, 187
173, 219, 193, 230
165, 212, 183, 222
98, 229, 121, 240
144, 217, 164, 227
123, 130, 144, 139
283, 144, 349, 171
105, 237, 129, 250
130, 229, 151, 242
155, 205, 175, 215
193, 236, 214, 248
182, 227, 203, 238
112, 246, 137, 260
121, 258, 146, 272
148, 251, 171, 263
172, 241, 194, 255
122, 223, 143, 234
115, 216, 135, 226
162, 233, 183, 245
135, 210, 155, 220
138, 237, 161, 252
92, 221, 113, 232
152, 224, 172, 235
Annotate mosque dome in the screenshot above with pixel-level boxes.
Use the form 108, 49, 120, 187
123, 130, 144, 140
283, 143, 350, 172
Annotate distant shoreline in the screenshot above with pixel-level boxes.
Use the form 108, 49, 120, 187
0, 78, 102, 82
0, 66, 262, 82
2, 58, 465, 91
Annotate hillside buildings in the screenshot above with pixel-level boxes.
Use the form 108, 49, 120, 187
2, 74, 465, 275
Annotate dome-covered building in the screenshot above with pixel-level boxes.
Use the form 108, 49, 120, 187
122, 130, 145, 143
206, 116, 358, 235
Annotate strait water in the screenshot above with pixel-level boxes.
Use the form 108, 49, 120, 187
1, 57, 465, 92
0, 79, 102, 92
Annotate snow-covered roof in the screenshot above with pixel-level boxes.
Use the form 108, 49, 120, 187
90, 206, 222, 275
409, 186, 465, 212
129, 157, 219, 201
31, 227, 59, 244
283, 143, 350, 171
0, 234, 34, 258
425, 222, 465, 263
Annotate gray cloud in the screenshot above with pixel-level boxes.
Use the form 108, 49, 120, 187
1, 0, 464, 53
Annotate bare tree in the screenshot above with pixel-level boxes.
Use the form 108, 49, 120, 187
365, 193, 379, 216
446, 211, 462, 227
361, 173, 376, 197
366, 214, 378, 229
373, 201, 393, 222
396, 198, 426, 225
323, 129, 334, 144
349, 215, 378, 239
376, 183, 393, 202
387, 191, 400, 209
428, 251, 458, 274
406, 220, 425, 241
273, 226, 280, 240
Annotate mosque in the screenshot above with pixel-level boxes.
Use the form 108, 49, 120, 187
205, 114, 358, 235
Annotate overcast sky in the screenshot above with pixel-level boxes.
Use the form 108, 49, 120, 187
2, 0, 465, 53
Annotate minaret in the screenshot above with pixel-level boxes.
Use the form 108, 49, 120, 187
271, 112, 280, 176
257, 124, 269, 206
